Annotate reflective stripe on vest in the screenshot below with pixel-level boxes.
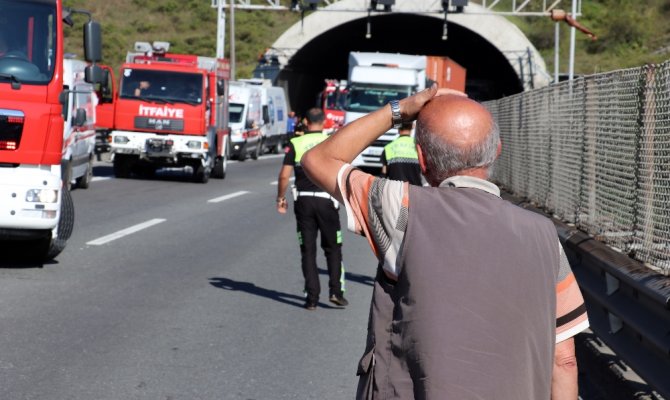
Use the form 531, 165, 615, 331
384, 136, 418, 160
291, 133, 328, 165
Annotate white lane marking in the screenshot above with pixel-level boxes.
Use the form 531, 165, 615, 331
270, 177, 294, 186
86, 218, 167, 246
92, 176, 112, 182
207, 190, 249, 203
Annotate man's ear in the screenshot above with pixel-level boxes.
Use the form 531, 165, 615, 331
496, 140, 502, 158
416, 143, 427, 175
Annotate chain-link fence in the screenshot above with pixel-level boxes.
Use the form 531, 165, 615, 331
485, 61, 670, 275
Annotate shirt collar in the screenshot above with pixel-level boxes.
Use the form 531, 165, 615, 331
438, 175, 501, 197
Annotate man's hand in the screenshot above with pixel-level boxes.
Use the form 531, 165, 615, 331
276, 197, 288, 214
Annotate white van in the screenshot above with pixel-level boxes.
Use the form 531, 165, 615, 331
62, 58, 97, 189
229, 82, 263, 161
240, 79, 288, 154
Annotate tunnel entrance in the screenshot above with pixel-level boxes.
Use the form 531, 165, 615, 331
272, 13, 525, 114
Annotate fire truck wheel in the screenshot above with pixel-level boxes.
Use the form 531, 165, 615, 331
212, 154, 227, 179
76, 156, 93, 189
113, 155, 132, 178
193, 162, 210, 184
44, 188, 75, 261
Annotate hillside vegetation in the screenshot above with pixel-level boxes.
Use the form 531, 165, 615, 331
63, 0, 670, 80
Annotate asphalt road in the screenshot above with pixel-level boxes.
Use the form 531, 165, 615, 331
0, 154, 378, 400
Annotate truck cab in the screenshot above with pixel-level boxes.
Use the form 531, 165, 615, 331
0, 0, 103, 261
344, 52, 426, 168
109, 42, 231, 182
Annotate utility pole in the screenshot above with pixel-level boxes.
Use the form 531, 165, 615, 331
230, 2, 236, 79
215, 0, 226, 59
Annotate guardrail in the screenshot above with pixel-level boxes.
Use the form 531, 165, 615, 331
506, 195, 670, 398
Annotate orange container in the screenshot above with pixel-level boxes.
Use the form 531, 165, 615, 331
426, 56, 466, 92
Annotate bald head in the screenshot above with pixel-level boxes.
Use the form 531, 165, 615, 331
415, 95, 500, 185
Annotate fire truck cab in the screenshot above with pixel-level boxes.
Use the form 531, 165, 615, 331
0, 0, 103, 261
109, 42, 230, 182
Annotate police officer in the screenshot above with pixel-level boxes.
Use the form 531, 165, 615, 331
380, 121, 423, 186
276, 107, 348, 310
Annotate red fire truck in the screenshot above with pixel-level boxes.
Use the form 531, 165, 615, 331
319, 79, 347, 134
103, 42, 231, 183
0, 0, 103, 261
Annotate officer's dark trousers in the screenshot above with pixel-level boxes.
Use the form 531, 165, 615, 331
294, 196, 343, 303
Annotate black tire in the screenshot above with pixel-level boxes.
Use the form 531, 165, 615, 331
237, 148, 247, 162
44, 188, 75, 261
274, 140, 284, 154
212, 154, 227, 179
76, 155, 93, 189
193, 162, 210, 184
62, 159, 72, 191
113, 154, 132, 178
251, 142, 260, 160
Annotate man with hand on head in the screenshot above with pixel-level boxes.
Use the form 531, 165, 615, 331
301, 86, 589, 399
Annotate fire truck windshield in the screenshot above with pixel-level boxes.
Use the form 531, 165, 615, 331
325, 90, 346, 111
0, 0, 57, 84
120, 69, 204, 105
344, 84, 412, 113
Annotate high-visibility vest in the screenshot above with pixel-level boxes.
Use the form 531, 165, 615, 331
291, 132, 328, 165
384, 136, 418, 161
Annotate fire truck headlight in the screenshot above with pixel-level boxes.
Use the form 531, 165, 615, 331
26, 189, 58, 203
114, 135, 130, 144
186, 141, 202, 149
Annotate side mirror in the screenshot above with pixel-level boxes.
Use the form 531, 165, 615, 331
74, 108, 87, 127
59, 90, 70, 120
83, 20, 102, 63
85, 64, 104, 84
245, 119, 254, 130
217, 80, 225, 96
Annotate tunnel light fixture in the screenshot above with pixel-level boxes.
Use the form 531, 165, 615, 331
370, 0, 394, 12
442, 0, 468, 13
304, 0, 320, 11
365, 9, 372, 39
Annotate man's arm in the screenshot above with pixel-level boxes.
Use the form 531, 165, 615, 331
551, 338, 578, 400
301, 85, 442, 201
276, 164, 293, 214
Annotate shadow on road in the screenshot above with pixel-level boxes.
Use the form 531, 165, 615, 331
0, 241, 57, 269
208, 277, 340, 310
318, 268, 375, 287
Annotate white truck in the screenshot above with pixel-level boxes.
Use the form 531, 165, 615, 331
228, 81, 263, 161
344, 52, 426, 168
62, 58, 98, 190
240, 78, 288, 154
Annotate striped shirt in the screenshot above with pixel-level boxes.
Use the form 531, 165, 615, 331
337, 164, 589, 343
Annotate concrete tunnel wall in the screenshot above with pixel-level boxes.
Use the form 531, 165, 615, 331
267, 1, 549, 115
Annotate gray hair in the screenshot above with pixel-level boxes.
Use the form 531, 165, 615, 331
415, 118, 500, 182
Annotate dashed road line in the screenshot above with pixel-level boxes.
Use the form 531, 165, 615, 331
92, 176, 112, 182
86, 218, 167, 246
270, 177, 294, 186
207, 190, 249, 203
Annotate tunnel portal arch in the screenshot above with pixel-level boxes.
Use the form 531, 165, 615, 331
266, 1, 549, 114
